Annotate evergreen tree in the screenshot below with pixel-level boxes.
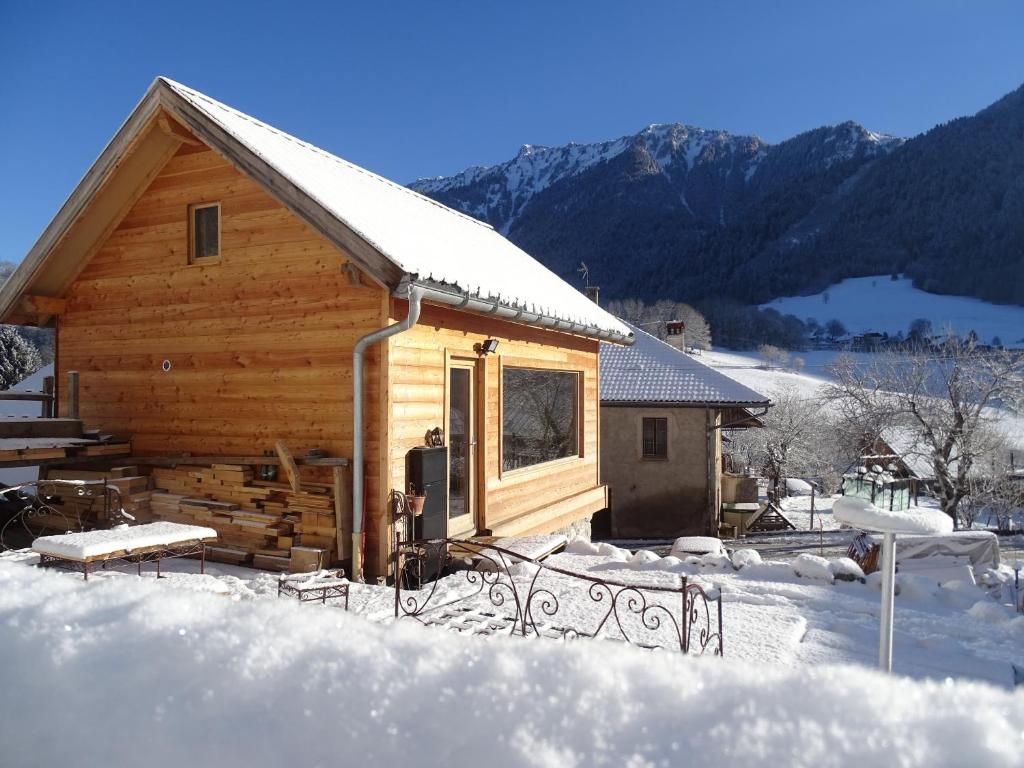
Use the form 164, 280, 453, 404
0, 326, 42, 390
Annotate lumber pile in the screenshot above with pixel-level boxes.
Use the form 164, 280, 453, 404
0, 439, 131, 464
149, 464, 336, 571
34, 467, 155, 532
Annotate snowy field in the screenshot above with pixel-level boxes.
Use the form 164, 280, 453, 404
761, 275, 1024, 346
1, 550, 1022, 768
703, 347, 1024, 453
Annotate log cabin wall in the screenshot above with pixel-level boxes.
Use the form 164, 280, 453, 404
372, 300, 604, 574
58, 142, 388, 508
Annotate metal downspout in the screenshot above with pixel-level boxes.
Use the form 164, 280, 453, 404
352, 284, 423, 582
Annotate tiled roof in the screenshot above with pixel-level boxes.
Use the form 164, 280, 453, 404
600, 323, 770, 406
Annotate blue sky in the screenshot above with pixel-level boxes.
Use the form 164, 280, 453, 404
1, 0, 1022, 262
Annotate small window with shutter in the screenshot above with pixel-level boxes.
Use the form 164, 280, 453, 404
642, 417, 668, 459
189, 202, 220, 262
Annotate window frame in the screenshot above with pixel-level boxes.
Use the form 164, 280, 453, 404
188, 202, 222, 263
641, 416, 668, 460
498, 357, 584, 478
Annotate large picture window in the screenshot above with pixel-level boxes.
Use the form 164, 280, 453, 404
502, 368, 579, 471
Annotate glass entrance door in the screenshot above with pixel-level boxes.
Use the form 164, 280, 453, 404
447, 362, 477, 535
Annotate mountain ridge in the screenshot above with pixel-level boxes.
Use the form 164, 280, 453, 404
410, 84, 1024, 307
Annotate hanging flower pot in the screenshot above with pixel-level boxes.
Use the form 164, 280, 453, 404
407, 495, 426, 516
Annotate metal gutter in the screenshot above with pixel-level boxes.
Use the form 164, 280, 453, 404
406, 279, 634, 345
351, 283, 423, 582
601, 400, 772, 409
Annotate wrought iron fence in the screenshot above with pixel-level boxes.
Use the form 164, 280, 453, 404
0, 480, 125, 551
392, 536, 723, 654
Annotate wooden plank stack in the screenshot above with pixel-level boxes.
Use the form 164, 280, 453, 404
148, 463, 335, 571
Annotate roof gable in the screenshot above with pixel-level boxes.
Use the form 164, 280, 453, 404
0, 78, 631, 343
600, 323, 770, 406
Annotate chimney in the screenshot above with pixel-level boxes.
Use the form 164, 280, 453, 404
665, 320, 685, 351
584, 285, 600, 306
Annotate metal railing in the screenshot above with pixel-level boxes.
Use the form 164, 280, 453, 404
390, 491, 723, 654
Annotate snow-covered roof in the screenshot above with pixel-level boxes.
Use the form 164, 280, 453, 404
878, 428, 939, 480
161, 79, 631, 342
0, 78, 632, 344
600, 323, 770, 406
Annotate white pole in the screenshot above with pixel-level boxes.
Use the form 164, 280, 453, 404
878, 531, 896, 672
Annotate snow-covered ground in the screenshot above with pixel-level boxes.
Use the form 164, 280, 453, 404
702, 347, 1024, 453
0, 555, 1022, 768
779, 492, 841, 531
703, 347, 846, 401
761, 275, 1024, 346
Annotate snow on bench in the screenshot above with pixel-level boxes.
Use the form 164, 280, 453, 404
33, 522, 217, 561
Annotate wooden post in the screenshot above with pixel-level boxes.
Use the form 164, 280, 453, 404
333, 465, 353, 564
66, 371, 79, 419
41, 376, 54, 418
810, 485, 816, 531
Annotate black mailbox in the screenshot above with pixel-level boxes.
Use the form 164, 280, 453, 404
406, 446, 447, 539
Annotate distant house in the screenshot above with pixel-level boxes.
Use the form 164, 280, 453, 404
598, 324, 770, 538
851, 331, 887, 352
0, 78, 634, 579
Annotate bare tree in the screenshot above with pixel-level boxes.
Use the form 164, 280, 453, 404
962, 452, 1024, 532
728, 386, 845, 499
758, 344, 789, 370
825, 337, 1024, 525
825, 319, 846, 342
605, 298, 712, 351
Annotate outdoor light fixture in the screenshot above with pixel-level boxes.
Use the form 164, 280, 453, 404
478, 338, 499, 356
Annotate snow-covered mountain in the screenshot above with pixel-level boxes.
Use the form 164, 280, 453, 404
413, 121, 899, 236
410, 119, 907, 303
412, 83, 1024, 311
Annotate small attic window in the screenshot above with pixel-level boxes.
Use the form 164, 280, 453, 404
189, 203, 220, 261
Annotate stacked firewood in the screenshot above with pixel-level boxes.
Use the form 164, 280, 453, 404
149, 464, 335, 571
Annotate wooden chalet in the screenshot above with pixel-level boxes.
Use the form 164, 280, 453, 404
0, 78, 633, 579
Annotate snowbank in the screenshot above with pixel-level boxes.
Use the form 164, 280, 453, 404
0, 561, 1020, 768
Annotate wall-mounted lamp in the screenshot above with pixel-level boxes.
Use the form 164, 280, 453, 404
477, 338, 499, 356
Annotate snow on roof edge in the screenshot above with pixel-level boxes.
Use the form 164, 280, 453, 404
157, 77, 631, 341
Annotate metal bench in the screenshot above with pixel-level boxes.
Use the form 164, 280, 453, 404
33, 522, 217, 579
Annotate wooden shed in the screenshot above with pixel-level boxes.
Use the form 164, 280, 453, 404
0, 78, 633, 579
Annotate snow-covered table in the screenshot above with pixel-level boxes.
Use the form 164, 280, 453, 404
33, 522, 217, 579
278, 569, 350, 608
833, 495, 951, 672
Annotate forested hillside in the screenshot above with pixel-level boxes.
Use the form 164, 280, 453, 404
412, 84, 1024, 308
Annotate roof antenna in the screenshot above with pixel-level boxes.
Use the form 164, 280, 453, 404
578, 261, 589, 287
